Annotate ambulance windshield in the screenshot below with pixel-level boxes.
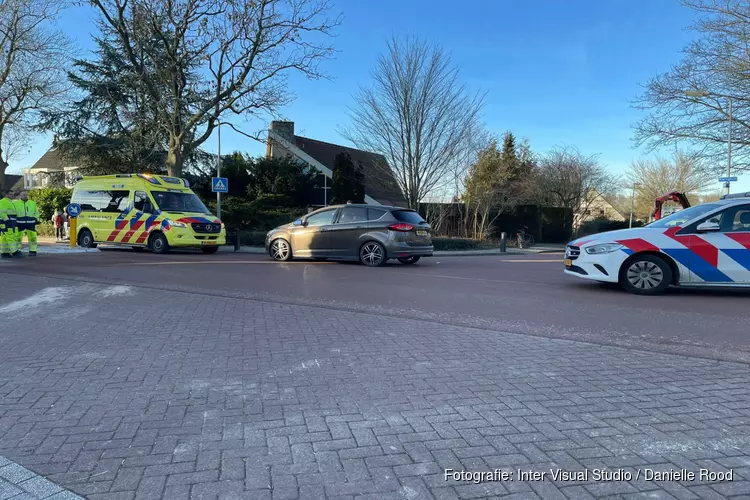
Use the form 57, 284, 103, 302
152, 191, 210, 214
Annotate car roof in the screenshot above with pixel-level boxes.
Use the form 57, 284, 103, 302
311, 204, 412, 211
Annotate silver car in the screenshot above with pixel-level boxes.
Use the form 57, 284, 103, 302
265, 204, 433, 266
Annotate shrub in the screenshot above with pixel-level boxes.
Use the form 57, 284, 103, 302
432, 237, 494, 251
27, 188, 73, 221
36, 221, 55, 237
576, 217, 643, 238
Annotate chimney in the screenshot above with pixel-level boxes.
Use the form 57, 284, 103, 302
267, 121, 295, 159
52, 134, 59, 147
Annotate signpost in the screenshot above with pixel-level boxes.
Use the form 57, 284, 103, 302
719, 176, 738, 183
212, 177, 228, 193
65, 203, 81, 249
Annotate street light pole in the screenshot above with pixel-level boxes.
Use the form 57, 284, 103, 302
727, 96, 732, 196
216, 122, 222, 219
629, 182, 640, 228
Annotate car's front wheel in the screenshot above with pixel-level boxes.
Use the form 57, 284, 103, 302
149, 232, 170, 254
269, 238, 292, 261
619, 254, 672, 295
360, 241, 386, 267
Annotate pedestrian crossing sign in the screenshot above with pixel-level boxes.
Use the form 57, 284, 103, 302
212, 177, 228, 193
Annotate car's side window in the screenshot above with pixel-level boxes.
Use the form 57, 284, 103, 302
134, 192, 150, 213
687, 204, 750, 233
367, 208, 386, 221
306, 209, 336, 227
337, 207, 367, 224
727, 206, 750, 232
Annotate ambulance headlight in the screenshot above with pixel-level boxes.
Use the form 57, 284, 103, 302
170, 221, 187, 228
585, 243, 624, 255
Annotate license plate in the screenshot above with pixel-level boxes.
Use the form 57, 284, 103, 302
564, 259, 572, 267
201, 241, 217, 246
416, 230, 428, 236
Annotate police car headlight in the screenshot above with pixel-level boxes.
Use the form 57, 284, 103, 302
585, 243, 624, 255
170, 221, 187, 228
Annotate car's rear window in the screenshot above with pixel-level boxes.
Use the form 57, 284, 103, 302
392, 210, 425, 224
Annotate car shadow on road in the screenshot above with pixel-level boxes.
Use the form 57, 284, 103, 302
570, 280, 750, 298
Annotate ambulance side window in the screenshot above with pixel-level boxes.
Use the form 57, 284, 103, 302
134, 191, 152, 213
102, 190, 130, 213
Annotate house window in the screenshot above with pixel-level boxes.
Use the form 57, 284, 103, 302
599, 209, 606, 216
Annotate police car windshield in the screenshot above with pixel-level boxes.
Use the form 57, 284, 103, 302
152, 191, 210, 214
646, 203, 721, 228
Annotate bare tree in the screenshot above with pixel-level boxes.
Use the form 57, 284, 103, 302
626, 150, 716, 218
633, 0, 750, 172
72, 0, 339, 177
536, 146, 619, 235
341, 35, 485, 209
0, 0, 71, 189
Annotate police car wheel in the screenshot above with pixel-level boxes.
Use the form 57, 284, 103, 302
78, 229, 96, 248
619, 254, 672, 295
149, 232, 170, 254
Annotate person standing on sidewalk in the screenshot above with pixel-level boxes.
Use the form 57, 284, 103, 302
53, 210, 64, 241
15, 191, 38, 256
0, 190, 21, 258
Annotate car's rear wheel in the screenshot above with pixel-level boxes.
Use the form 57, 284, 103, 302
619, 254, 672, 295
78, 229, 96, 248
149, 232, 170, 254
398, 256, 420, 265
360, 241, 386, 267
201, 246, 219, 254
270, 238, 292, 261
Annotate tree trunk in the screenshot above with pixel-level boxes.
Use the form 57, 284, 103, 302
0, 156, 8, 191
166, 136, 184, 177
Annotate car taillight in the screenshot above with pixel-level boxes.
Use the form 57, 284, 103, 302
387, 223, 414, 232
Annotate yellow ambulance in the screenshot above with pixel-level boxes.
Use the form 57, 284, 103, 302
70, 173, 226, 253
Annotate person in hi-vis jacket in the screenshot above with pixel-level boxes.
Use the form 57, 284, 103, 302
14, 190, 39, 256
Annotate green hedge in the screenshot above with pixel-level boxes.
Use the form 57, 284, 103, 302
27, 188, 72, 221
36, 221, 55, 237
432, 237, 495, 251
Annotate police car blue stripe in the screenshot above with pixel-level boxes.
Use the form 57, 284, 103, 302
663, 248, 733, 283
721, 249, 750, 272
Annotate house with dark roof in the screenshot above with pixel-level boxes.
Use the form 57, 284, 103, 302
265, 121, 404, 206
23, 138, 80, 189
1, 174, 23, 192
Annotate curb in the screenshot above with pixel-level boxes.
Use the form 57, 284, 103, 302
216, 246, 562, 256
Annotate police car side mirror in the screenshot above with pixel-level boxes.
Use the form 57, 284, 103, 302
293, 219, 305, 227
696, 221, 720, 233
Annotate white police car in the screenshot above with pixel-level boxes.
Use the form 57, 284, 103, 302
564, 193, 750, 295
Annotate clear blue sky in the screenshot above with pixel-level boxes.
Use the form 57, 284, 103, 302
14, 0, 745, 193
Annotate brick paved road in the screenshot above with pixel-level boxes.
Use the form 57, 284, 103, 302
2, 273, 750, 499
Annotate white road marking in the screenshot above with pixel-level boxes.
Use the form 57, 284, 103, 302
0, 287, 70, 313
98, 285, 134, 297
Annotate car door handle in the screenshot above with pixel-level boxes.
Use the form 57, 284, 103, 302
319, 228, 330, 232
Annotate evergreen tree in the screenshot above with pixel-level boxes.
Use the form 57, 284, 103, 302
39, 27, 171, 174
331, 152, 359, 204
353, 161, 366, 203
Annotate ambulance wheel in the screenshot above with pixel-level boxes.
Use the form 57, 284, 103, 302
149, 232, 170, 254
78, 229, 97, 248
619, 254, 672, 295
201, 246, 219, 254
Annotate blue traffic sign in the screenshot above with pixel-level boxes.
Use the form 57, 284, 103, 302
65, 203, 81, 218
212, 177, 228, 193
719, 176, 738, 182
